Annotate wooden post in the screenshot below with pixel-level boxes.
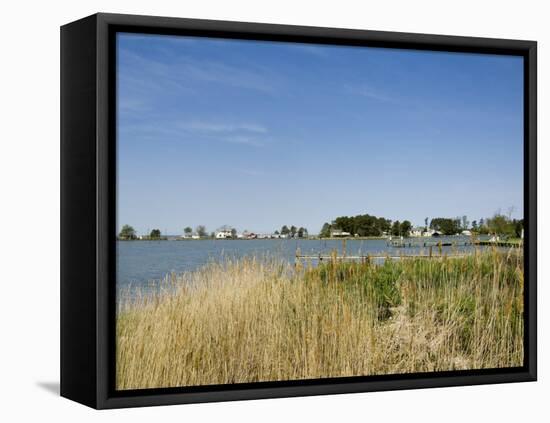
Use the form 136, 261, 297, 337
429, 246, 433, 258
342, 239, 347, 258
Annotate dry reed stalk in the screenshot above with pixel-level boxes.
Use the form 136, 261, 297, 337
116, 250, 523, 390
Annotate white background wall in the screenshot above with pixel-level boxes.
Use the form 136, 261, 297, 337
0, 0, 547, 420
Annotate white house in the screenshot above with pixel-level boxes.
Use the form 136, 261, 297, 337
410, 227, 424, 237
422, 229, 443, 237
330, 229, 351, 237
215, 230, 232, 239
461, 230, 472, 236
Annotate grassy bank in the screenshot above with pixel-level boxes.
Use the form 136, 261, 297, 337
116, 249, 524, 390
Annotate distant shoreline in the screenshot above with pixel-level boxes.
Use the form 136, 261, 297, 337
117, 236, 388, 241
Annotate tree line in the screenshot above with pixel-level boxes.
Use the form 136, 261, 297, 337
118, 224, 310, 240
319, 212, 524, 238
183, 225, 208, 237
429, 215, 523, 237
118, 212, 523, 240
119, 224, 210, 240
472, 215, 523, 237
118, 225, 164, 240
320, 214, 398, 237
275, 225, 308, 238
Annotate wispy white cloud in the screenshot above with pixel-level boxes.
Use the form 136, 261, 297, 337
344, 83, 398, 104
120, 119, 269, 148
177, 120, 269, 147
223, 135, 266, 147
179, 121, 267, 134
119, 48, 280, 95
118, 123, 182, 139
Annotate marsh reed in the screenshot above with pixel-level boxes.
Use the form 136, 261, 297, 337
116, 249, 524, 389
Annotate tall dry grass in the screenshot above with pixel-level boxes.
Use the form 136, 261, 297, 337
116, 249, 524, 390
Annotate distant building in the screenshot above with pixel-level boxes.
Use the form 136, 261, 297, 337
330, 229, 351, 237
239, 230, 257, 239
422, 229, 442, 237
182, 232, 201, 239
461, 230, 472, 236
410, 227, 424, 237
215, 230, 232, 239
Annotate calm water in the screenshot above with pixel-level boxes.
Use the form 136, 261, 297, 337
116, 237, 485, 291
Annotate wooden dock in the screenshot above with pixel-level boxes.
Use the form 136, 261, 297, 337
296, 254, 469, 261
475, 240, 523, 247
387, 240, 473, 248
387, 239, 522, 248
295, 249, 470, 264
294, 237, 521, 265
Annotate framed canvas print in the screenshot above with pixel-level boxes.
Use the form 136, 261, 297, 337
60, 13, 537, 409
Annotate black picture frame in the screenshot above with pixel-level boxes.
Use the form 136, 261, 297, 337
61, 12, 537, 409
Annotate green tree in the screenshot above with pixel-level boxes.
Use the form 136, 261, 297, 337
478, 218, 489, 234
231, 228, 237, 239
391, 220, 401, 236
333, 216, 353, 234
150, 229, 161, 239
462, 215, 469, 230
297, 227, 305, 238
274, 230, 280, 235
184, 227, 192, 235
486, 214, 515, 236
471, 220, 478, 231
281, 225, 290, 235
320, 223, 331, 238
424, 217, 429, 231
513, 219, 524, 238
319, 213, 408, 237
400, 220, 412, 237
119, 224, 136, 240
196, 225, 207, 237
430, 218, 461, 235
290, 225, 297, 237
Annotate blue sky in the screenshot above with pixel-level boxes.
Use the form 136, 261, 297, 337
117, 33, 524, 235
